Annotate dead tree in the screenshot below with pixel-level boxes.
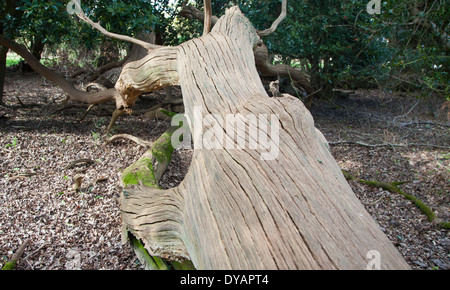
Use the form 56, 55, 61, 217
179, 1, 316, 109
116, 4, 410, 269
2, 1, 410, 269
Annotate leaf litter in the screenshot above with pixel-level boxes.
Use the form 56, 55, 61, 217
0, 72, 448, 270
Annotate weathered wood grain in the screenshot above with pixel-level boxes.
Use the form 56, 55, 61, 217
120, 7, 410, 270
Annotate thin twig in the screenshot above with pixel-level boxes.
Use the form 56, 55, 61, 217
393, 97, 420, 123
329, 140, 450, 150
106, 134, 153, 148
64, 158, 96, 170
398, 121, 450, 128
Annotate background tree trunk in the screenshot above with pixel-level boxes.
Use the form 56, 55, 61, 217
119, 7, 410, 270
0, 0, 18, 106
0, 45, 7, 105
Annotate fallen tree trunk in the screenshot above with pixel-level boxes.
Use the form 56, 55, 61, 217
119, 7, 409, 270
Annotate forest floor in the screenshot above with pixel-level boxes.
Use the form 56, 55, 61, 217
0, 70, 448, 270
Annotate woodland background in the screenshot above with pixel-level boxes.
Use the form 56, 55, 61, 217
0, 0, 448, 270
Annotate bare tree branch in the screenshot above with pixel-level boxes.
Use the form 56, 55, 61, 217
329, 140, 450, 150
257, 0, 287, 37
72, 1, 161, 50
0, 34, 118, 106
203, 0, 212, 35
107, 134, 153, 147
179, 2, 219, 25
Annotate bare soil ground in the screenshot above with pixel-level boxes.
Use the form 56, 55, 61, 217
0, 71, 448, 270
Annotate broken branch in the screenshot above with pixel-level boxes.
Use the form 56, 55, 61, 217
2, 239, 30, 270
72, 1, 160, 50
257, 0, 287, 37
329, 140, 450, 150
107, 134, 153, 148
203, 0, 212, 35
0, 34, 118, 106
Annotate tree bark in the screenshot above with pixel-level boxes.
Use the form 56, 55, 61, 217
179, 2, 315, 108
0, 45, 7, 105
119, 7, 410, 270
0, 0, 17, 106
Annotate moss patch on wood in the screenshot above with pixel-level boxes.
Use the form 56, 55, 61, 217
151, 128, 175, 164
121, 125, 195, 269
342, 170, 447, 228
122, 157, 158, 188
1, 261, 17, 270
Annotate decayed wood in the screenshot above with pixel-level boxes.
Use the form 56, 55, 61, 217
2, 239, 30, 270
120, 7, 410, 270
179, 2, 315, 108
121, 125, 189, 262
115, 46, 179, 108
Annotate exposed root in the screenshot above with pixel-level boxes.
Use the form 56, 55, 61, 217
106, 108, 131, 133
78, 104, 96, 122
106, 134, 153, 148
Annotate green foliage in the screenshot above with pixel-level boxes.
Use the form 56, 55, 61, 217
1, 0, 178, 66
184, 0, 394, 95
1, 0, 447, 99
242, 1, 396, 93
375, 0, 449, 97
188, 0, 448, 98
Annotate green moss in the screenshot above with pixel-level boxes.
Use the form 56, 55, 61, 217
358, 178, 437, 222
439, 222, 450, 229
129, 234, 196, 270
122, 158, 158, 188
343, 170, 442, 225
1, 261, 17, 270
159, 108, 178, 118
170, 260, 197, 270
152, 132, 174, 164
121, 127, 179, 189
342, 170, 356, 181
152, 256, 169, 270
130, 235, 166, 270
391, 187, 436, 222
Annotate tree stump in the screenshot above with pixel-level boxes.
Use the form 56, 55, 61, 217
119, 7, 410, 270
